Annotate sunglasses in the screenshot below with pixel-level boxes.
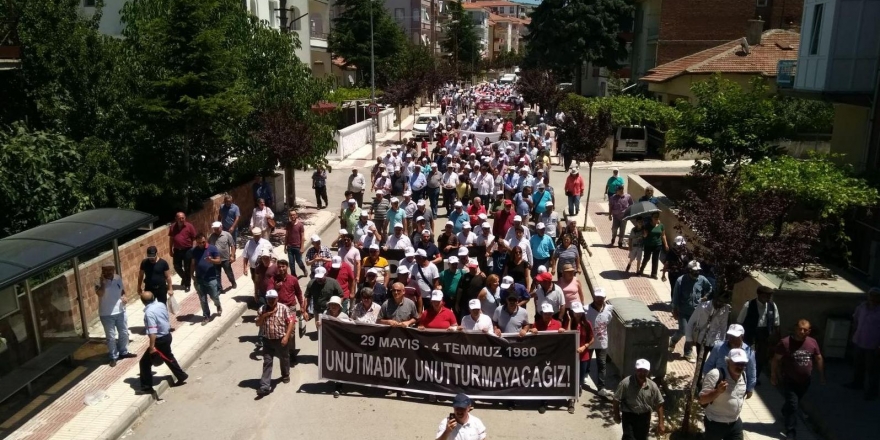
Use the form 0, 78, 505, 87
734, 362, 747, 368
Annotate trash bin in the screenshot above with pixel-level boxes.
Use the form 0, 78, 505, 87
607, 297, 669, 380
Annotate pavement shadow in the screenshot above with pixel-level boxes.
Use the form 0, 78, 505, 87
241, 315, 256, 324
297, 382, 337, 395
129, 325, 145, 334
232, 295, 253, 305
599, 270, 629, 281
238, 378, 280, 392
647, 301, 672, 313
582, 396, 616, 428
175, 314, 204, 324
237, 335, 261, 344
295, 354, 318, 366
307, 330, 319, 342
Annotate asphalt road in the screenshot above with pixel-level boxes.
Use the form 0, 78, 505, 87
123, 135, 691, 440
123, 221, 624, 440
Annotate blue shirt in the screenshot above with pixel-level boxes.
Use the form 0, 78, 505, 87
218, 203, 240, 230
703, 341, 757, 392
386, 208, 406, 234
410, 171, 427, 191
529, 234, 556, 259
500, 284, 530, 302
672, 274, 713, 316
606, 176, 624, 195
449, 210, 469, 234
143, 301, 171, 337
191, 245, 220, 280
514, 193, 529, 217
532, 190, 551, 214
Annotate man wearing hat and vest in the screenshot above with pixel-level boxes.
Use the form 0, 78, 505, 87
613, 359, 665, 440
737, 285, 780, 383
209, 221, 237, 291
255, 289, 294, 397
436, 393, 487, 440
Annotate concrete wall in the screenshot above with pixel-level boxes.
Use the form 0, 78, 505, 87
377, 108, 396, 133
29, 182, 256, 338
330, 119, 373, 160
626, 174, 692, 245
830, 103, 871, 171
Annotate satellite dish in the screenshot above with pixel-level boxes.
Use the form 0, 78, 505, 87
740, 37, 751, 55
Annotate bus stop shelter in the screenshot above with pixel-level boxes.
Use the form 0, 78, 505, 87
0, 208, 156, 403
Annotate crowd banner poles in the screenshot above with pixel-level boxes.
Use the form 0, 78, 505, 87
318, 318, 580, 400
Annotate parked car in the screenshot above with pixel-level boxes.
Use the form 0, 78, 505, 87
411, 114, 440, 140
557, 82, 574, 92
614, 125, 648, 159
499, 74, 517, 85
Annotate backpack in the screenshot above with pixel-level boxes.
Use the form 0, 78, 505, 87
700, 368, 726, 408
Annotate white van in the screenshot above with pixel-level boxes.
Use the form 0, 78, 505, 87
614, 125, 648, 159
499, 73, 517, 85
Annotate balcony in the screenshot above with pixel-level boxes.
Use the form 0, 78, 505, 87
777, 60, 796, 89
310, 29, 329, 50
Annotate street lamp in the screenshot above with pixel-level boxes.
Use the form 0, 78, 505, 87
370, 0, 377, 160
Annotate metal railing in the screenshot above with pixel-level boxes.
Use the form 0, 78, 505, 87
310, 29, 328, 39
777, 60, 797, 88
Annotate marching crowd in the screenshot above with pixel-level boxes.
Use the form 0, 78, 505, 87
90, 81, 880, 440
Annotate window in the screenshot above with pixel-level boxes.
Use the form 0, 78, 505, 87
83, 0, 96, 6
395, 8, 405, 20
291, 7, 302, 31
269, 1, 279, 28
809, 3, 824, 55
423, 7, 430, 22
756, 0, 768, 6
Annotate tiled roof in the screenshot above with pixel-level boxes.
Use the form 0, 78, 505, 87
487, 12, 527, 24
463, 3, 490, 9
469, 0, 518, 7
641, 29, 799, 83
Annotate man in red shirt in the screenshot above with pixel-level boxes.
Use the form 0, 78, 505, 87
532, 302, 563, 332
284, 210, 308, 278
492, 200, 516, 238
269, 259, 304, 362
418, 290, 458, 330
325, 256, 356, 311
168, 212, 198, 293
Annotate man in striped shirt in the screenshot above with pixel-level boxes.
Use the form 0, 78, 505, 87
255, 290, 294, 397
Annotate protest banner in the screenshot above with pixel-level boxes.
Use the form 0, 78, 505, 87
318, 318, 579, 400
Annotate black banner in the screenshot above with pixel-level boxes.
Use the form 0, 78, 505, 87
318, 318, 579, 399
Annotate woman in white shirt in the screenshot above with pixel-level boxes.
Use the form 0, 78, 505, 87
250, 198, 275, 239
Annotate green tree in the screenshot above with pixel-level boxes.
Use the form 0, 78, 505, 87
328, 0, 407, 88
120, 0, 255, 211
442, 1, 482, 80
666, 75, 786, 173
739, 153, 878, 262
523, 0, 633, 89
515, 69, 565, 115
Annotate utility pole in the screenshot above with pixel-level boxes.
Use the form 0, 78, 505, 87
370, 0, 377, 160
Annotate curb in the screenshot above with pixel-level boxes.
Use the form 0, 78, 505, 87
102, 214, 339, 440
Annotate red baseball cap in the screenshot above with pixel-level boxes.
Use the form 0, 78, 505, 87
536, 272, 553, 282
503, 199, 513, 206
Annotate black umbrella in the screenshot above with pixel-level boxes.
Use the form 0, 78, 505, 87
623, 201, 660, 221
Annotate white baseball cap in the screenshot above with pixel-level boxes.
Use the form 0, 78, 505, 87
445, 220, 454, 227
331, 256, 342, 269
482, 222, 491, 229
635, 359, 651, 371
417, 199, 426, 206
311, 234, 321, 242
397, 266, 410, 275
536, 265, 548, 274
500, 275, 514, 289
259, 248, 272, 257
462, 223, 472, 229
211, 221, 222, 229
376, 189, 385, 195
252, 227, 263, 235
536, 222, 546, 230
416, 216, 425, 222
328, 296, 343, 306
339, 228, 348, 235
688, 260, 702, 271
540, 302, 554, 314
448, 256, 459, 264
546, 201, 554, 206
348, 198, 356, 204
468, 299, 481, 310
513, 215, 522, 222
393, 223, 403, 229
458, 247, 469, 256
369, 243, 380, 250
422, 229, 431, 236
390, 197, 400, 204
593, 288, 607, 298
404, 247, 416, 257
265, 289, 278, 299
478, 213, 487, 220
675, 236, 686, 246
569, 301, 585, 314
728, 348, 749, 363
431, 290, 444, 301
416, 249, 428, 257
726, 324, 745, 337
454, 201, 463, 208
314, 267, 327, 279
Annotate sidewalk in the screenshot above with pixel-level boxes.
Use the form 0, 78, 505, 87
4, 209, 336, 440
581, 201, 817, 440
328, 106, 434, 169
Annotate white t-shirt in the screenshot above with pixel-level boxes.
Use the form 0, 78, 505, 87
585, 303, 614, 350
412, 262, 440, 297
98, 276, 125, 316
243, 238, 273, 268
250, 206, 275, 230
701, 368, 747, 423
457, 231, 477, 246
386, 234, 413, 250
436, 414, 487, 440
461, 313, 493, 333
